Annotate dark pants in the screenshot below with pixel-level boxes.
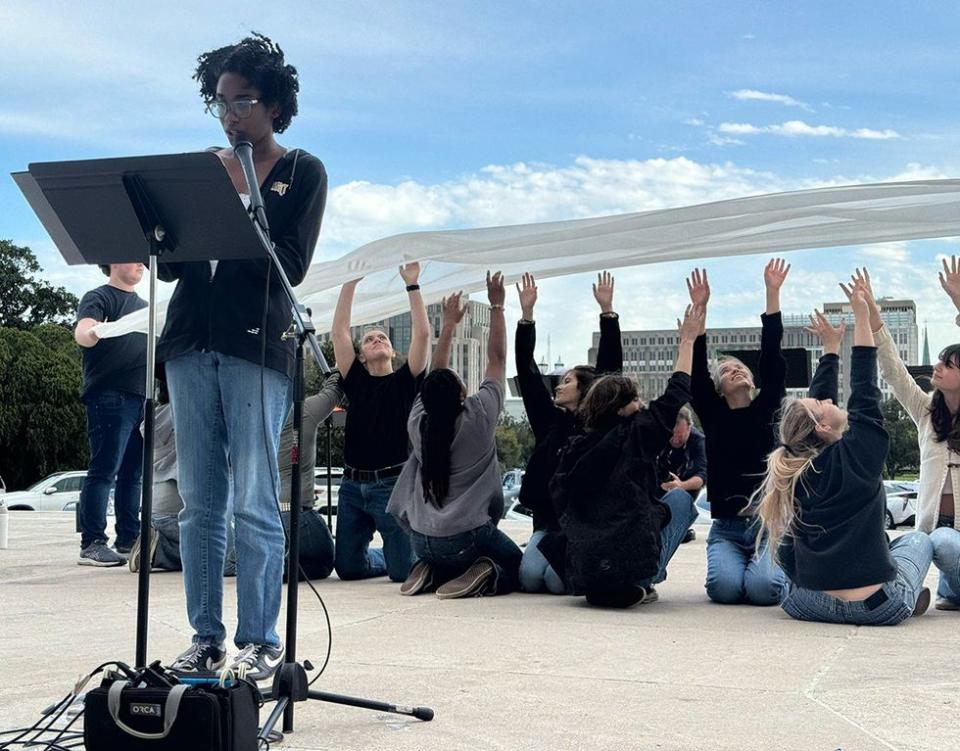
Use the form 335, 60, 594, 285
79, 388, 144, 549
410, 520, 522, 595
282, 509, 336, 581
151, 509, 334, 582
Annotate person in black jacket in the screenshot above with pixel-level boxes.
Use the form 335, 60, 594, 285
544, 303, 703, 608
655, 406, 707, 544
514, 271, 623, 593
755, 286, 934, 625
159, 34, 328, 681
686, 261, 789, 606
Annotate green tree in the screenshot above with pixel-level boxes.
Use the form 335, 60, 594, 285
497, 413, 536, 467
881, 398, 920, 479
495, 423, 522, 471
0, 240, 79, 329
0, 327, 88, 488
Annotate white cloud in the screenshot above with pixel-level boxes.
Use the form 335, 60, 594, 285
860, 242, 910, 263
718, 120, 901, 140
729, 89, 812, 111
684, 118, 705, 126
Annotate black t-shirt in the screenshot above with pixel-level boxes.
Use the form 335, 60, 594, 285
342, 360, 423, 470
76, 284, 148, 399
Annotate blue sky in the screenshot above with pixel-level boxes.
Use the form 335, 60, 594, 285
3, 1, 960, 368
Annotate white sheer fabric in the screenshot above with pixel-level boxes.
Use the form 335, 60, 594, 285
94, 179, 960, 339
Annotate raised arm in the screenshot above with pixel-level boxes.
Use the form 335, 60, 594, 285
331, 279, 360, 376
939, 255, 960, 317
757, 259, 788, 407
846, 267, 928, 423
514, 273, 554, 439
805, 309, 844, 402
764, 257, 790, 316
401, 262, 430, 377
837, 286, 887, 476
637, 304, 701, 454
485, 271, 506, 383
432, 291, 466, 371
686, 269, 721, 421
593, 271, 623, 373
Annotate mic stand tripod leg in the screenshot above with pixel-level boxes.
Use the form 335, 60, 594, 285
260, 331, 433, 742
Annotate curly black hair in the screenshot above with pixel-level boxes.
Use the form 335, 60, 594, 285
194, 32, 299, 133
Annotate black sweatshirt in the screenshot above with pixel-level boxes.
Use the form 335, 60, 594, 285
545, 372, 693, 593
516, 315, 623, 531
157, 149, 328, 378
691, 312, 786, 518
779, 347, 897, 590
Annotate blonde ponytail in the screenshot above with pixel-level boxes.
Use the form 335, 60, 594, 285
753, 398, 825, 561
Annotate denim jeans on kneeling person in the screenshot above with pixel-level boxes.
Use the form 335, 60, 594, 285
930, 526, 960, 607
641, 488, 701, 588
79, 388, 144, 549
410, 520, 523, 595
519, 529, 566, 594
706, 516, 787, 605
781, 532, 934, 626
334, 476, 414, 582
166, 351, 291, 649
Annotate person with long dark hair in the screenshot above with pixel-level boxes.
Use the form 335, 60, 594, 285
387, 272, 522, 598
544, 302, 702, 607
686, 261, 789, 606
857, 262, 960, 611
754, 285, 933, 625
514, 271, 623, 594
158, 33, 327, 680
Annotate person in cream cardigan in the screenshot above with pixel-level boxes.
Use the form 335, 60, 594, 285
853, 264, 960, 611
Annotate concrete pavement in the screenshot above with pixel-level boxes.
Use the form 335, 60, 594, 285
0, 512, 955, 750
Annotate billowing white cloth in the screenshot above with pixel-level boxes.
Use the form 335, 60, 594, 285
94, 179, 960, 339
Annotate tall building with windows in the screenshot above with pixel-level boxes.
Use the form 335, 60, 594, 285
321, 301, 492, 394
588, 298, 918, 406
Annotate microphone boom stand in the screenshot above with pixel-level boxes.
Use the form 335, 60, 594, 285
233, 146, 433, 739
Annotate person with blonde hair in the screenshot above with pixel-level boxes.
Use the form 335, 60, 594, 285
686, 260, 790, 605
856, 261, 960, 611
755, 284, 933, 625
542, 302, 703, 607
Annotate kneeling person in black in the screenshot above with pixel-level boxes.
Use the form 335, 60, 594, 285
545, 303, 702, 608
331, 263, 429, 581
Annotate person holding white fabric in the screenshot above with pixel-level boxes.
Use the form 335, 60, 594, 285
857, 263, 960, 611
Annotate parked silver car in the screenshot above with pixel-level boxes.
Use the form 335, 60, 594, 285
502, 469, 525, 504
4, 471, 87, 512
883, 480, 918, 529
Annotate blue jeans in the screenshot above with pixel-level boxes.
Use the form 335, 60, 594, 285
335, 477, 413, 582
781, 532, 934, 626
641, 488, 701, 588
706, 516, 787, 605
79, 388, 144, 549
930, 526, 960, 606
166, 351, 291, 649
519, 530, 566, 594
410, 520, 522, 595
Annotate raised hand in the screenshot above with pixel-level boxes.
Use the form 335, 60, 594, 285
763, 258, 791, 290
592, 270, 615, 314
677, 303, 705, 342
399, 262, 421, 286
805, 309, 845, 355
685, 268, 710, 307
516, 272, 538, 319
487, 270, 506, 307
848, 267, 875, 300
441, 291, 467, 327
939, 256, 960, 309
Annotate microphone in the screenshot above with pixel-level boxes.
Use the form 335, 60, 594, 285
231, 133, 270, 232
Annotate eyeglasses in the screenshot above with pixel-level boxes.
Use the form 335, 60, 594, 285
205, 99, 260, 119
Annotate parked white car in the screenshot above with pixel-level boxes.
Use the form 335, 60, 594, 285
883, 480, 918, 530
4, 471, 87, 512
313, 466, 344, 514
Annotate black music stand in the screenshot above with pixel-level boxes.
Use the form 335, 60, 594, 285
14, 152, 266, 670
13, 151, 432, 740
